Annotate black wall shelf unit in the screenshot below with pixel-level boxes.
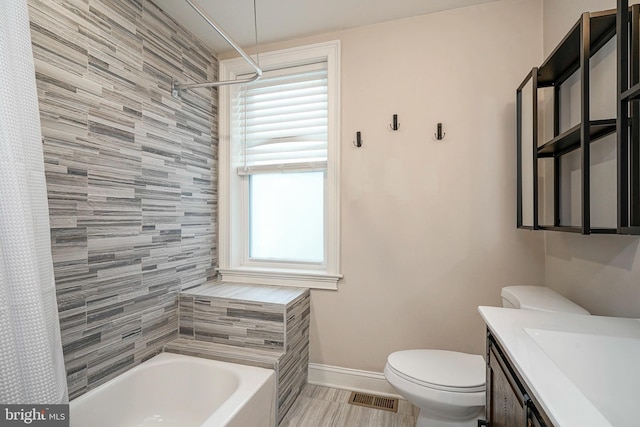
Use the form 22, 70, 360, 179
618, 1, 640, 235
537, 10, 617, 87
517, 9, 618, 235
537, 120, 617, 158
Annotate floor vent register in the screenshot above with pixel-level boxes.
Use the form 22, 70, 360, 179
347, 391, 399, 413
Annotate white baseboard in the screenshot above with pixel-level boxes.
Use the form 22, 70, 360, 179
307, 363, 402, 399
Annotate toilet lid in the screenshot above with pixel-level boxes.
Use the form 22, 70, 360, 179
387, 350, 485, 393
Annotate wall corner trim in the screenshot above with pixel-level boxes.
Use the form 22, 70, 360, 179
307, 363, 402, 399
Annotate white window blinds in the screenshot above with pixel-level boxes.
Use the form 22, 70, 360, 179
234, 61, 328, 175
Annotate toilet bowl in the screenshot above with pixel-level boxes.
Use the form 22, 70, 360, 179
384, 350, 485, 427
384, 285, 588, 427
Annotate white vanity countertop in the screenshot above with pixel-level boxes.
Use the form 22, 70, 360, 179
478, 306, 640, 427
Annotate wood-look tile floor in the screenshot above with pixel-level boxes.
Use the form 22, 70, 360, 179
279, 384, 418, 427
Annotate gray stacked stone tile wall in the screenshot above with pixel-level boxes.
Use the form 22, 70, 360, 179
27, 0, 218, 399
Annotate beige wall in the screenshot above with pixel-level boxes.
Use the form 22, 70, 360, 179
542, 0, 640, 318
226, 0, 545, 372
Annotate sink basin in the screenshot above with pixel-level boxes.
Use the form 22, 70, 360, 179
525, 328, 640, 427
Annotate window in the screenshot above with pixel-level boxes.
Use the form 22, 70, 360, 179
218, 41, 341, 289
249, 171, 324, 262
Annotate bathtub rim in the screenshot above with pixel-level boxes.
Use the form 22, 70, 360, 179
70, 351, 276, 427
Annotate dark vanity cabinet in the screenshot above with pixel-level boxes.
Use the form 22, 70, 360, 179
481, 332, 554, 427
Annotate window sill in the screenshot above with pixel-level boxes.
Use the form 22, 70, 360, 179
217, 267, 342, 290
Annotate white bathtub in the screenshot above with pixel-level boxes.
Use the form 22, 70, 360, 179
70, 352, 276, 427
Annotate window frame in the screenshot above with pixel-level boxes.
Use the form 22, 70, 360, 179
218, 41, 341, 289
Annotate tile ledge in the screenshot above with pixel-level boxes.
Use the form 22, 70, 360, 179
181, 281, 309, 305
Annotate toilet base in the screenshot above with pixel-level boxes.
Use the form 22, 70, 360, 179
416, 407, 484, 427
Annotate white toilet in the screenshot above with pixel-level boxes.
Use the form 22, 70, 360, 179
384, 285, 589, 427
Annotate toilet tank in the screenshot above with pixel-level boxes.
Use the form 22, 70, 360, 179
501, 286, 590, 315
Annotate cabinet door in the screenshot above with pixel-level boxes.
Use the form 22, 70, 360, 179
487, 345, 528, 427
527, 407, 546, 427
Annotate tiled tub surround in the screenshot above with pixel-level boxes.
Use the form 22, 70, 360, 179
28, 0, 219, 399
168, 282, 311, 424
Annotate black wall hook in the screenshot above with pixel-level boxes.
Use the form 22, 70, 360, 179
353, 131, 363, 147
390, 114, 400, 131
435, 122, 445, 140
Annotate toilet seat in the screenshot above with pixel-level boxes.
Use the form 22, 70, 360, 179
386, 350, 485, 393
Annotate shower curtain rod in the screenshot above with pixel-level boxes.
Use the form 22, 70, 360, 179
171, 0, 262, 98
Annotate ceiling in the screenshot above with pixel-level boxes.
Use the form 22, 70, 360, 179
152, 0, 500, 54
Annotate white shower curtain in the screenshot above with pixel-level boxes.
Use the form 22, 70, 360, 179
0, 0, 68, 404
